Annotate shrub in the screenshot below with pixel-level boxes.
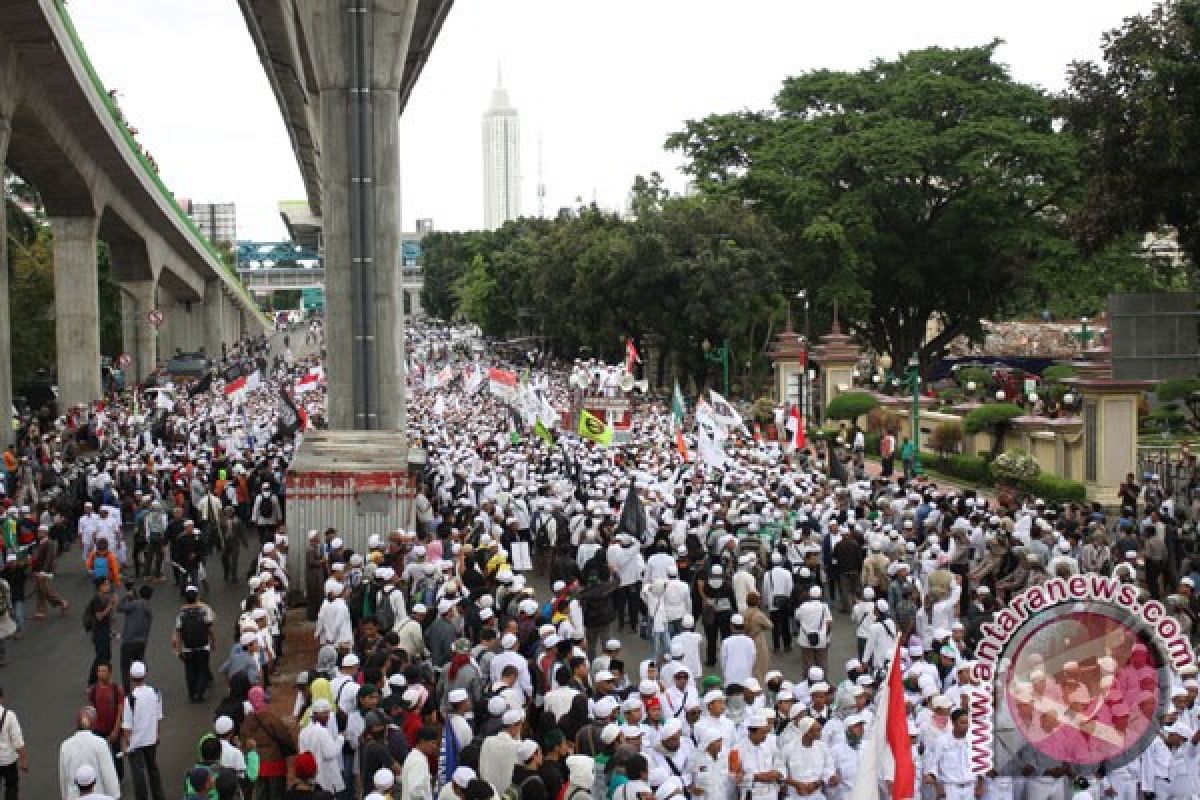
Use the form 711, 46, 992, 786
991, 449, 1041, 483
1144, 407, 1187, 434
865, 432, 882, 456
752, 397, 775, 425
1020, 473, 1087, 504
941, 454, 991, 484
963, 403, 1024, 435
956, 366, 993, 390
825, 392, 880, 422
929, 422, 963, 456
1156, 377, 1200, 404
1041, 364, 1077, 383
937, 388, 966, 407
865, 407, 902, 434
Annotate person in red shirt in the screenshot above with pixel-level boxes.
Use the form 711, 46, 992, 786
87, 663, 125, 780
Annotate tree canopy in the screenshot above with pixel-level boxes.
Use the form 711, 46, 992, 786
1064, 0, 1200, 269
667, 43, 1086, 370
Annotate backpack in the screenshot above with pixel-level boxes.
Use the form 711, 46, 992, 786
503, 775, 544, 800
179, 606, 209, 650
376, 588, 396, 632
410, 573, 438, 609
91, 553, 111, 580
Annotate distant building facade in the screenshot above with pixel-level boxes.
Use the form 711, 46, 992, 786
185, 201, 237, 244
482, 75, 521, 230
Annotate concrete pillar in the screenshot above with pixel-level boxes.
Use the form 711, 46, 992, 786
0, 114, 12, 447
51, 216, 101, 410
204, 281, 224, 359
315, 0, 408, 432
120, 281, 158, 383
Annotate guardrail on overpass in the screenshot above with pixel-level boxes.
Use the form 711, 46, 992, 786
238, 267, 424, 291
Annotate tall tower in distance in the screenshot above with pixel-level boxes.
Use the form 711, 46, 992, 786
482, 65, 521, 230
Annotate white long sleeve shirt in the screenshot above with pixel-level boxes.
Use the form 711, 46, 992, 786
314, 598, 352, 647
299, 721, 346, 793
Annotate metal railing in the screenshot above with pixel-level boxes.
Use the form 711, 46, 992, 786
237, 266, 424, 291
1137, 448, 1198, 502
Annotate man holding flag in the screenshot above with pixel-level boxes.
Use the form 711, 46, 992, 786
850, 639, 916, 800
671, 382, 689, 461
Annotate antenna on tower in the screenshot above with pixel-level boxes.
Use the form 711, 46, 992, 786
537, 137, 546, 218
496, 60, 503, 87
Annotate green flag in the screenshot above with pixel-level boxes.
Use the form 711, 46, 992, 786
578, 409, 613, 446
534, 419, 558, 447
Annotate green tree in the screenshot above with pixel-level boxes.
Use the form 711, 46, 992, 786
667, 43, 1081, 373
1064, 0, 1200, 269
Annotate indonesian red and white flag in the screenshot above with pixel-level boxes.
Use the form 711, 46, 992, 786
852, 639, 916, 800
224, 376, 248, 406
625, 338, 641, 374
786, 404, 806, 450
488, 367, 518, 403
295, 367, 322, 395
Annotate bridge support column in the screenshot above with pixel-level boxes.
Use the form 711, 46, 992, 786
0, 114, 12, 447
203, 281, 224, 360
51, 216, 101, 410
120, 281, 158, 383
317, 1, 407, 431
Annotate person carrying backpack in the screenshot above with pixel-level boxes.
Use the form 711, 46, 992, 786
85, 538, 121, 587
172, 586, 215, 703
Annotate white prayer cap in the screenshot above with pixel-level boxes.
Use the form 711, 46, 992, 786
502, 708, 525, 726
452, 767, 476, 788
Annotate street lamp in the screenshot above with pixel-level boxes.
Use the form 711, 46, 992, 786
900, 353, 923, 475
796, 290, 811, 423
702, 338, 731, 398
1075, 316, 1095, 349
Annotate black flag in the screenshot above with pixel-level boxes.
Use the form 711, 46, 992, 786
277, 385, 300, 441
618, 481, 646, 541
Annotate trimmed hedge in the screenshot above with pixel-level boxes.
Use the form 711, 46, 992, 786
921, 455, 1086, 504
1019, 473, 1087, 503
964, 403, 1024, 435
1041, 364, 1077, 383
932, 454, 991, 484
825, 392, 881, 421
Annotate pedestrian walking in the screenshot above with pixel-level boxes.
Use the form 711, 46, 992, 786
122, 661, 165, 800
59, 706, 121, 800
33, 523, 69, 618
84, 577, 117, 684
172, 585, 215, 703
794, 586, 831, 673
117, 584, 154, 690
0, 687, 27, 800
86, 663, 125, 782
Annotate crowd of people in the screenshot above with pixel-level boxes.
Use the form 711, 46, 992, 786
0, 319, 1195, 800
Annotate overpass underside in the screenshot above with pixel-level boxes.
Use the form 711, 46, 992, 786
0, 1, 269, 445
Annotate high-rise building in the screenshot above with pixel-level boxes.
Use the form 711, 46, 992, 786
482, 71, 521, 230
184, 201, 237, 244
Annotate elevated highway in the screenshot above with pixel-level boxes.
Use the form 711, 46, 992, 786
0, 0, 270, 433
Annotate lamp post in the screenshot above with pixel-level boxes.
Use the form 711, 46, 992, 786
702, 338, 731, 398
1075, 316, 1095, 349
901, 353, 923, 475
796, 290, 812, 424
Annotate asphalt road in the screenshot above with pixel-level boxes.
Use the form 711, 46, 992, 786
10, 538, 253, 798
13, 329, 303, 799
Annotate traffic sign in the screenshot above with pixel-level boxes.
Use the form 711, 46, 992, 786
117, 353, 133, 369
147, 309, 165, 329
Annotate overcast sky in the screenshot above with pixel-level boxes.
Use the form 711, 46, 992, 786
67, 0, 1155, 241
